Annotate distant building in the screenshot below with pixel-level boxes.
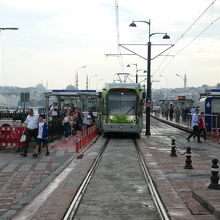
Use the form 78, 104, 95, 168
66, 84, 76, 90
35, 83, 46, 90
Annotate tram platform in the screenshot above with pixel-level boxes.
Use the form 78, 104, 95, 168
144, 116, 220, 219
0, 135, 81, 219
0, 117, 220, 219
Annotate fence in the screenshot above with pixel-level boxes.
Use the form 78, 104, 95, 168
0, 126, 25, 148
75, 125, 97, 154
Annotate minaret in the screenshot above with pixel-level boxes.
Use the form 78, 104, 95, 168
75, 73, 78, 90
86, 74, 88, 90
184, 74, 187, 90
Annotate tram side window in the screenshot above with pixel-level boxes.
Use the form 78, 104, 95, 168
107, 92, 137, 115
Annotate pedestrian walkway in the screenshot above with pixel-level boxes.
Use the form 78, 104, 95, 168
1, 116, 220, 219
140, 116, 220, 219
0, 136, 77, 218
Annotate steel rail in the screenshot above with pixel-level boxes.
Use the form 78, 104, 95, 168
63, 138, 109, 220
134, 139, 170, 220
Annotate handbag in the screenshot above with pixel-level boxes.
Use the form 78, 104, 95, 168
20, 134, 26, 142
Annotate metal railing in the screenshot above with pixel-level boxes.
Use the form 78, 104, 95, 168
154, 112, 219, 131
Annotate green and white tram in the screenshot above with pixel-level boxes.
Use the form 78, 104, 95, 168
100, 83, 145, 134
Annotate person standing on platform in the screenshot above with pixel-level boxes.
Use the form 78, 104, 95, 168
50, 102, 58, 119
21, 108, 39, 157
169, 104, 174, 121
62, 112, 71, 140
85, 111, 95, 128
32, 114, 49, 158
73, 108, 83, 136
190, 106, 196, 114
198, 112, 207, 141
175, 107, 181, 123
186, 108, 202, 143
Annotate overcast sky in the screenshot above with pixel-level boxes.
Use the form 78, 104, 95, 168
0, 0, 219, 90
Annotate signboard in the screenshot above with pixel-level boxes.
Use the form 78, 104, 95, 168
145, 99, 152, 107
20, 93, 30, 102
178, 96, 186, 100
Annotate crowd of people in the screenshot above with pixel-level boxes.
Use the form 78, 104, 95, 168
152, 104, 207, 143
153, 104, 197, 123
19, 102, 96, 158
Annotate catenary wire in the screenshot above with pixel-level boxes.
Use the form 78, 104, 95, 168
152, 0, 217, 77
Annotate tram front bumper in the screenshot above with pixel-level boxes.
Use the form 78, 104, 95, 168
103, 123, 141, 133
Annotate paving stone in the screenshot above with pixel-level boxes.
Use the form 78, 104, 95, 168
34, 163, 47, 171
2, 164, 18, 173
18, 164, 32, 172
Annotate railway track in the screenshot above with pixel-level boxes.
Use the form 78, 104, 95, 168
63, 136, 169, 220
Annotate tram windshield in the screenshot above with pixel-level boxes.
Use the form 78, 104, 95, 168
107, 91, 137, 115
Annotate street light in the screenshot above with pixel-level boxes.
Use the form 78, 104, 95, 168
96, 78, 104, 90
176, 74, 187, 92
129, 20, 170, 136
89, 74, 98, 89
127, 63, 138, 83
127, 63, 147, 83
75, 66, 86, 90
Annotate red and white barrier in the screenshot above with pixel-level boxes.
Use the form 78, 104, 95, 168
0, 126, 25, 148
75, 125, 97, 154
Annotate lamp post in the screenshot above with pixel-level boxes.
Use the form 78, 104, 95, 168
96, 78, 104, 90
89, 74, 98, 89
127, 64, 147, 83
75, 66, 86, 90
129, 20, 170, 136
176, 73, 187, 93
127, 63, 138, 83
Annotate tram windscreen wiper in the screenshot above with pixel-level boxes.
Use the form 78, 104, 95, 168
125, 106, 134, 115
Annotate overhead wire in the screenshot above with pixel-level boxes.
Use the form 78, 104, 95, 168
152, 0, 218, 77
156, 14, 220, 77
174, 16, 220, 56
174, 0, 217, 45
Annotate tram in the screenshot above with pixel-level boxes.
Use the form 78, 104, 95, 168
100, 83, 145, 134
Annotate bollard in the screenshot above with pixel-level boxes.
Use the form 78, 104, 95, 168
216, 129, 219, 144
184, 147, 193, 169
211, 129, 214, 141
208, 159, 220, 189
170, 139, 177, 157
76, 153, 84, 159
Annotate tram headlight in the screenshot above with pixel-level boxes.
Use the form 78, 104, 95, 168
129, 115, 136, 122
108, 115, 114, 122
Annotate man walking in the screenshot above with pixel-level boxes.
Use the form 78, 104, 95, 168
186, 108, 202, 143
21, 108, 39, 157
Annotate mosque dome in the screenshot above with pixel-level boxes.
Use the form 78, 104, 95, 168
35, 83, 46, 90
66, 84, 76, 90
